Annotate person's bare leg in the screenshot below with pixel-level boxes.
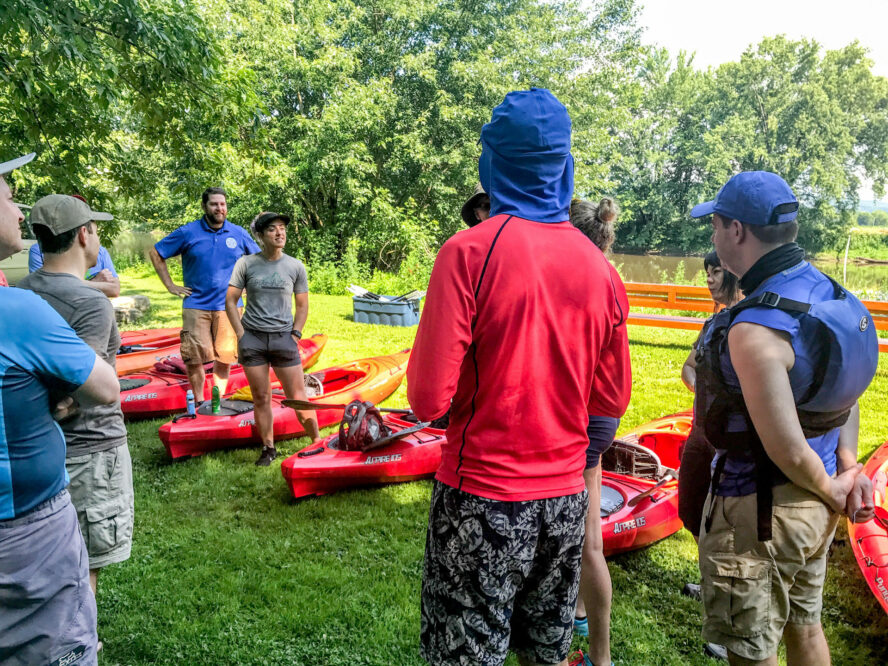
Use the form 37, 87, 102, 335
89, 569, 98, 596
578, 465, 611, 666
785, 622, 830, 666
274, 362, 321, 443
243, 364, 273, 447
213, 361, 230, 395
186, 363, 207, 401
727, 652, 777, 666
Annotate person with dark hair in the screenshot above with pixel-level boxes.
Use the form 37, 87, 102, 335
18, 195, 133, 653
149, 187, 260, 403
675, 250, 742, 661
225, 212, 321, 466
690, 171, 878, 665
461, 183, 491, 227
568, 196, 622, 666
0, 156, 120, 665
408, 89, 631, 666
28, 194, 120, 297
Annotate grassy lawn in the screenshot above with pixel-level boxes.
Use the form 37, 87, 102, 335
99, 266, 888, 665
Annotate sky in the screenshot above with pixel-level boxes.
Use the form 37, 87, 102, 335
637, 0, 888, 78
634, 0, 888, 199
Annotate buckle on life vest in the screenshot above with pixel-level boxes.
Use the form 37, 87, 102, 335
759, 292, 781, 308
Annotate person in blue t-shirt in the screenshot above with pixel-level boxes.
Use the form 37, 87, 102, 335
29, 195, 120, 298
149, 187, 260, 402
0, 152, 120, 665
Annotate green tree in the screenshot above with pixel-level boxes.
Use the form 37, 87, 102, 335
615, 36, 888, 255
127, 0, 642, 270
0, 0, 253, 231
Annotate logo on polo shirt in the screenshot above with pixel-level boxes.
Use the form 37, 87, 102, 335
226, 237, 237, 249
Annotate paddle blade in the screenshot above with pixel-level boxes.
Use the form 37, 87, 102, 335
282, 399, 348, 411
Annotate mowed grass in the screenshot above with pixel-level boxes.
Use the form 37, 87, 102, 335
98, 266, 888, 665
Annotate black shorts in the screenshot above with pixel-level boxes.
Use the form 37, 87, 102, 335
677, 425, 715, 538
420, 481, 587, 666
237, 329, 301, 368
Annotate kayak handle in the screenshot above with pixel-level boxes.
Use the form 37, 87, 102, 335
298, 446, 325, 458
172, 412, 198, 424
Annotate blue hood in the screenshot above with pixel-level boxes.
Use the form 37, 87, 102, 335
479, 88, 574, 224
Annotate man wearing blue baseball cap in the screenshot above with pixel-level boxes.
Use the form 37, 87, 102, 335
690, 171, 878, 665
408, 89, 631, 666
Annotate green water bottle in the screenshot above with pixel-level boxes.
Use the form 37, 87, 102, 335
212, 385, 221, 414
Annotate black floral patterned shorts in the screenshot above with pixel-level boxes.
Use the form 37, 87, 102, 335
420, 481, 588, 666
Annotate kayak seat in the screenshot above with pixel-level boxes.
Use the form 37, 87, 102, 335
119, 377, 151, 392
305, 374, 324, 397
602, 439, 665, 481
196, 399, 255, 416
600, 484, 625, 517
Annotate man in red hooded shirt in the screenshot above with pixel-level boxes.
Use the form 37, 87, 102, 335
408, 89, 631, 666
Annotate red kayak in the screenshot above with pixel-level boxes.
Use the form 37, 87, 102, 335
281, 408, 692, 557
600, 411, 691, 556
158, 350, 410, 459
281, 412, 445, 499
848, 440, 888, 615
119, 334, 328, 420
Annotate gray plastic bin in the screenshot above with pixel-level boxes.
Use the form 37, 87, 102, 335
352, 295, 421, 326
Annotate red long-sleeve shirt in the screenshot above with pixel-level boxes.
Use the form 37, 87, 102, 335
407, 214, 631, 501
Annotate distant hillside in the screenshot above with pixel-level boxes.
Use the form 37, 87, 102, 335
858, 199, 888, 213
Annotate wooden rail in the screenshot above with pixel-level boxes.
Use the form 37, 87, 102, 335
624, 282, 888, 353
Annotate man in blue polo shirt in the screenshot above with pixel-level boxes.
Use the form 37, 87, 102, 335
0, 152, 120, 665
149, 187, 259, 401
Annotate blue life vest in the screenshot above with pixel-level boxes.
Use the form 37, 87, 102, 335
695, 261, 878, 540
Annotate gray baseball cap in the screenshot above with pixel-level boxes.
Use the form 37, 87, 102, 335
30, 194, 113, 235
0, 152, 36, 176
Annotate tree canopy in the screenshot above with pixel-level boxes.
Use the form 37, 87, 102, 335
1, 0, 886, 261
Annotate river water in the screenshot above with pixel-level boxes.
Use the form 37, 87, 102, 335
610, 253, 888, 300
110, 233, 888, 300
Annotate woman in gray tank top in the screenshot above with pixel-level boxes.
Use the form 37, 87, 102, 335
225, 212, 321, 466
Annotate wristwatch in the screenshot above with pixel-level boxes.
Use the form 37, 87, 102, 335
291, 329, 302, 339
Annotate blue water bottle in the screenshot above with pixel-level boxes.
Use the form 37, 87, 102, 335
186, 389, 196, 416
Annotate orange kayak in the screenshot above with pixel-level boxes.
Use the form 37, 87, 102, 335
157, 350, 410, 459
119, 327, 180, 349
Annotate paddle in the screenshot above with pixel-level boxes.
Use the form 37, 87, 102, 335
390, 289, 426, 303
346, 285, 388, 302
118, 344, 161, 353
282, 399, 413, 414
361, 422, 430, 452
626, 468, 678, 508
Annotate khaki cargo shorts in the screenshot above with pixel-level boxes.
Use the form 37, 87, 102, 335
66, 445, 135, 570
698, 483, 840, 661
180, 308, 238, 365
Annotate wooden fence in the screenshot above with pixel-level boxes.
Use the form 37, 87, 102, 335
624, 282, 888, 353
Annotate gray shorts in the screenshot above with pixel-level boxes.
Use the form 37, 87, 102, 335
0, 490, 98, 665
67, 445, 134, 570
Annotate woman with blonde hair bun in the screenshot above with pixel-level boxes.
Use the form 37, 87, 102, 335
570, 197, 619, 254
569, 195, 622, 666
